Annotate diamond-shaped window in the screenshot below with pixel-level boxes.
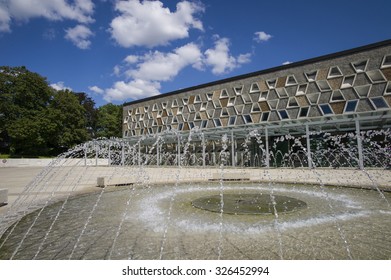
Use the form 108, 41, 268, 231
220, 108, 229, 117
213, 100, 221, 108
381, 55, 391, 69
233, 86, 243, 95
261, 112, 270, 122
228, 97, 236, 107
243, 114, 253, 124
319, 104, 334, 115
234, 104, 244, 115
278, 110, 290, 120
194, 95, 202, 103
188, 104, 195, 112
228, 116, 236, 126
258, 91, 269, 101
251, 103, 261, 113
341, 75, 356, 88
268, 100, 279, 109
370, 97, 389, 109
206, 110, 214, 118
305, 70, 318, 82
220, 89, 229, 98
250, 83, 260, 93
366, 70, 386, 83
354, 85, 371, 98
287, 97, 299, 108
351, 60, 368, 73
384, 82, 391, 96
330, 90, 345, 102
316, 80, 332, 92
194, 112, 202, 121
276, 88, 288, 98
296, 84, 308, 95
242, 94, 252, 104
344, 100, 358, 113
266, 79, 277, 89
285, 75, 298, 86
213, 119, 222, 127
327, 66, 343, 78
298, 107, 309, 118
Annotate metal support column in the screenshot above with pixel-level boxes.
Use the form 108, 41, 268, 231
202, 133, 206, 168
156, 140, 160, 166
121, 140, 125, 166
145, 145, 148, 165
231, 130, 235, 167
355, 119, 364, 170
138, 141, 141, 166
305, 124, 312, 169
177, 134, 181, 167
84, 143, 87, 166
108, 142, 111, 166
264, 127, 270, 168
95, 141, 98, 166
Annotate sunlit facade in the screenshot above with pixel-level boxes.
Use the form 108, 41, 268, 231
122, 40, 391, 169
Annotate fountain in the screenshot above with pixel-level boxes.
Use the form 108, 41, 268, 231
0, 127, 390, 260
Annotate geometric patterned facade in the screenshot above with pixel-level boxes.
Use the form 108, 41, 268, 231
123, 40, 391, 139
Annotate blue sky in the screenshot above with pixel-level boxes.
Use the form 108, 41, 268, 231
1, 0, 390, 107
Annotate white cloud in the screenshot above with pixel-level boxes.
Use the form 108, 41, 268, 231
109, 0, 204, 48
88, 85, 104, 94
124, 55, 139, 64
128, 43, 202, 81
282, 61, 292, 65
65, 24, 93, 49
254, 31, 272, 42
113, 65, 121, 76
0, 5, 11, 32
204, 37, 251, 75
105, 79, 161, 102
104, 42, 203, 101
103, 39, 252, 102
238, 53, 252, 64
0, 0, 94, 32
50, 81, 72, 91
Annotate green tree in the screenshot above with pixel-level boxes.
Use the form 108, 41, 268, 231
0, 66, 53, 156
48, 90, 89, 153
95, 103, 122, 138
75, 92, 98, 139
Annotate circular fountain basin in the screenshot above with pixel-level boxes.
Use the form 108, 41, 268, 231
1, 182, 391, 260
192, 193, 307, 215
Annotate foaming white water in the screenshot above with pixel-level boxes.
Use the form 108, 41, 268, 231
133, 183, 368, 234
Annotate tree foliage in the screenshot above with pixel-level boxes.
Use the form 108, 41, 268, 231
96, 103, 122, 138
0, 66, 123, 157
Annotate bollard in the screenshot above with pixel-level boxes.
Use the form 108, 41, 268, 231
97, 177, 106, 188
0, 188, 8, 207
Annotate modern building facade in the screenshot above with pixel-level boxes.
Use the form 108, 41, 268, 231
122, 40, 391, 169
